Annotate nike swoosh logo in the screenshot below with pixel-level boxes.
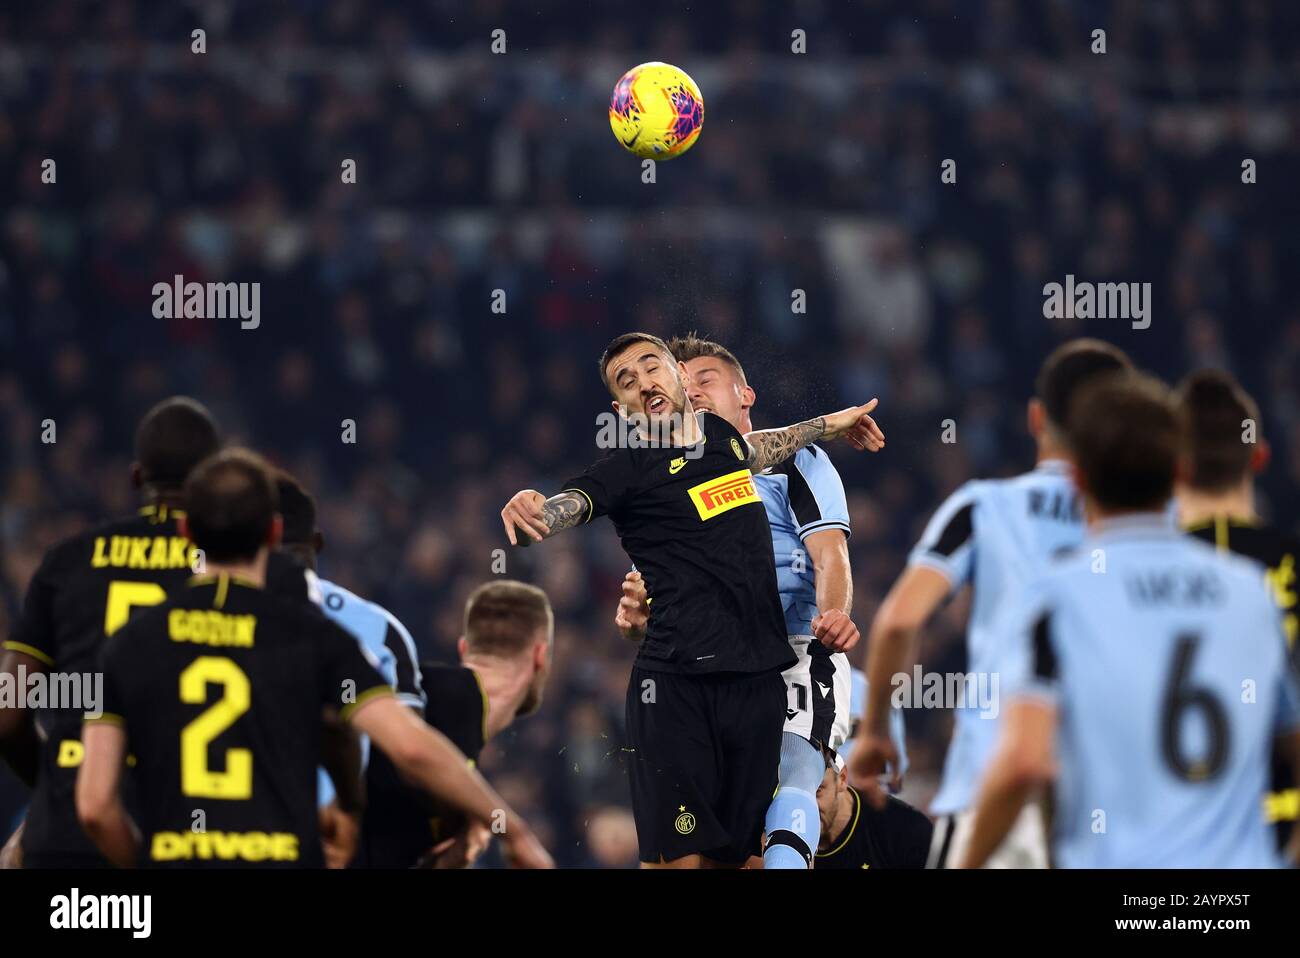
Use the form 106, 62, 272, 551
669, 458, 686, 474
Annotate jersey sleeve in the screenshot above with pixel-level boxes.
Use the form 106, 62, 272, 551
317, 619, 394, 720
786, 446, 851, 540
907, 481, 979, 591
999, 577, 1060, 707
3, 547, 62, 667
378, 608, 426, 710
560, 449, 636, 522
87, 631, 132, 728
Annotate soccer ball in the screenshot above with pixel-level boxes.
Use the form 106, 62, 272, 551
609, 62, 704, 160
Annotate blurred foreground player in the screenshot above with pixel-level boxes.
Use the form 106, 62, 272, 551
1175, 368, 1300, 847
850, 339, 1130, 868
959, 374, 1300, 868
501, 332, 883, 868
272, 471, 426, 865
0, 397, 220, 868
76, 449, 552, 868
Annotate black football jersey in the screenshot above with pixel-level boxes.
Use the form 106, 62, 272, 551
1185, 515, 1300, 847
561, 412, 794, 675
94, 573, 391, 868
353, 662, 487, 868
815, 788, 933, 870
5, 505, 198, 865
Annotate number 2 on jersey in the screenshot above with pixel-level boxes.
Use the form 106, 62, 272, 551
180, 656, 252, 800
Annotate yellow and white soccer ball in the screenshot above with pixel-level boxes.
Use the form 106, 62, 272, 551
609, 62, 704, 160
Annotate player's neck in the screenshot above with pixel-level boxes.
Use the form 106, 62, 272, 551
674, 400, 704, 446
1034, 433, 1070, 466
143, 487, 187, 511
1175, 482, 1255, 527
818, 786, 856, 853
201, 554, 268, 588
461, 656, 530, 741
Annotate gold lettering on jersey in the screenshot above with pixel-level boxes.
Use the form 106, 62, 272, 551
91, 536, 197, 570
168, 610, 257, 648
150, 830, 299, 863
687, 469, 761, 521
1264, 554, 1297, 648
56, 739, 136, 768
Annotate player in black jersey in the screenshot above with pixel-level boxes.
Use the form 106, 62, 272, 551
500, 331, 884, 868
0, 396, 221, 868
813, 760, 932, 869
273, 475, 555, 867
1175, 369, 1300, 847
75, 448, 553, 869
369, 581, 555, 869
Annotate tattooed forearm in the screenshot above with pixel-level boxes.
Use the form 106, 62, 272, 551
541, 492, 589, 536
744, 417, 827, 472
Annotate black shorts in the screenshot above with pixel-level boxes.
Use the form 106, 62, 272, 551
624, 665, 785, 865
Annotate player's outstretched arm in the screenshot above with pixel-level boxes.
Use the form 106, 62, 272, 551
501, 489, 589, 546
348, 695, 555, 868
953, 699, 1057, 869
75, 722, 141, 868
744, 400, 884, 472
0, 647, 45, 787
850, 565, 950, 804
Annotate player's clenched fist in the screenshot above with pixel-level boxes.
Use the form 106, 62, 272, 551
811, 608, 859, 652
822, 399, 886, 452
501, 489, 548, 545
615, 571, 649, 641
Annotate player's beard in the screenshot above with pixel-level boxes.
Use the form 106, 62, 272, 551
641, 383, 687, 442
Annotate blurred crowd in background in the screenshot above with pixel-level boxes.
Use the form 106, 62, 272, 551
2, 0, 1299, 866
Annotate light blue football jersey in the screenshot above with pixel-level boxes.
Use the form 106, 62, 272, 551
1001, 513, 1300, 868
908, 459, 1084, 815
754, 444, 851, 636
314, 575, 424, 807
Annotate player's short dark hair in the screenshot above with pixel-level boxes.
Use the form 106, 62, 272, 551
183, 448, 279, 563
1067, 373, 1181, 513
464, 580, 553, 656
274, 470, 318, 548
665, 332, 747, 384
1035, 339, 1132, 430
598, 332, 675, 391
1175, 369, 1260, 493
134, 396, 221, 489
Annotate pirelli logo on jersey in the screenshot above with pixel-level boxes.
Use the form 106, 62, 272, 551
687, 468, 760, 521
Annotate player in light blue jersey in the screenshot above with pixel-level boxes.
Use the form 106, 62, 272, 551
615, 333, 885, 869
272, 472, 428, 866
960, 373, 1300, 868
850, 339, 1131, 868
